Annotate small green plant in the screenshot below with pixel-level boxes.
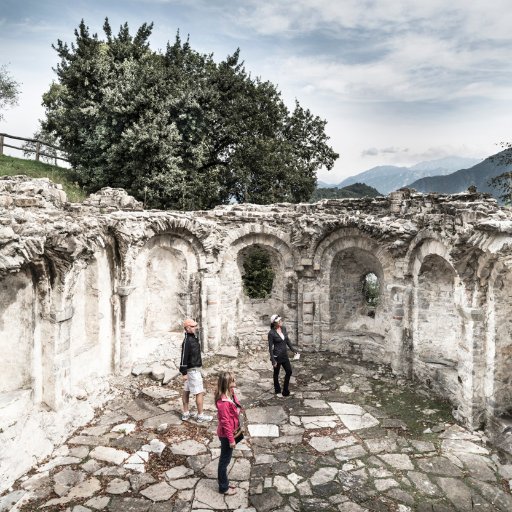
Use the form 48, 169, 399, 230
241, 247, 275, 299
362, 272, 379, 308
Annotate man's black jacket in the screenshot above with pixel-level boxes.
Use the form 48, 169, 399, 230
179, 332, 202, 375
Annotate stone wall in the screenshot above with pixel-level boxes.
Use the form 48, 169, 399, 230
1, 175, 512, 490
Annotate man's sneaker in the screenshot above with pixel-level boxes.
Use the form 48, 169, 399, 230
181, 411, 191, 421
196, 413, 213, 423
275, 393, 283, 398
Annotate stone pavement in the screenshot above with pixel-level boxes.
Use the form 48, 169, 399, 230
1, 350, 512, 512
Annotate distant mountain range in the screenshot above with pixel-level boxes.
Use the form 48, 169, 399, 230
316, 153, 512, 201
329, 156, 482, 195
409, 152, 512, 196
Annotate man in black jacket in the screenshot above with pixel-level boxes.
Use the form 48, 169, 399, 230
179, 318, 212, 422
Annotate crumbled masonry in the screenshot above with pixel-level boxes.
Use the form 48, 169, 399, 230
1, 176, 512, 505
2, 350, 512, 511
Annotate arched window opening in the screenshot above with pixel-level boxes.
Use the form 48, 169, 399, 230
241, 246, 275, 299
362, 272, 379, 316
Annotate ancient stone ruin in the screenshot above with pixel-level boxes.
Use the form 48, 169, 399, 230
1, 175, 512, 492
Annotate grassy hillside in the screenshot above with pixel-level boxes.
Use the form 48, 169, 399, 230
311, 182, 382, 201
0, 154, 86, 202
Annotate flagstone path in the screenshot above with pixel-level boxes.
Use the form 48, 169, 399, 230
1, 350, 512, 512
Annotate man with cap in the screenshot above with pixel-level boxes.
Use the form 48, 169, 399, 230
268, 314, 300, 397
179, 318, 212, 422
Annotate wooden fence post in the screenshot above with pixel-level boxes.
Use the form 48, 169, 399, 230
0, 135, 3, 155
35, 141, 41, 161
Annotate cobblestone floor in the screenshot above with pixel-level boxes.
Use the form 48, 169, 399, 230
1, 350, 512, 512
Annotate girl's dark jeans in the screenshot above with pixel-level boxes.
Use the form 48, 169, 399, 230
273, 358, 292, 395
218, 436, 233, 493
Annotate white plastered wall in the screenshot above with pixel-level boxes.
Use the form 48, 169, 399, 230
0, 268, 35, 394
69, 250, 114, 393
410, 239, 464, 408
125, 235, 199, 366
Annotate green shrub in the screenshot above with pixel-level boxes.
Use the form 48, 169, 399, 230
242, 247, 275, 299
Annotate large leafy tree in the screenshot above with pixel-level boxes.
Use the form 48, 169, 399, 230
0, 64, 20, 121
43, 20, 338, 209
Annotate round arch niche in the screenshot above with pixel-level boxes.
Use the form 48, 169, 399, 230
127, 235, 200, 364
413, 253, 462, 401
219, 235, 296, 349
144, 245, 188, 337
488, 266, 512, 418
329, 247, 384, 332
69, 250, 114, 390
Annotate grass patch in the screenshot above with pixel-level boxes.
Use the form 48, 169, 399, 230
0, 154, 86, 203
370, 381, 453, 438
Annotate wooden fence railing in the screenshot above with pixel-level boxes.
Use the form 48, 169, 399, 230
0, 133, 69, 164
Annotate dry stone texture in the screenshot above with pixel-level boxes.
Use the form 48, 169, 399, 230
1, 176, 512, 497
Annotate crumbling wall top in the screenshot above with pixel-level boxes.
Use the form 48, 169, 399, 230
0, 176, 511, 277
0, 175, 67, 209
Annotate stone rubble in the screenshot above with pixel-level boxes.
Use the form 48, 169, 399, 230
2, 177, 512, 491
1, 350, 511, 512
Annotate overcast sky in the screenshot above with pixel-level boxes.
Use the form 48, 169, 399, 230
1, 0, 511, 183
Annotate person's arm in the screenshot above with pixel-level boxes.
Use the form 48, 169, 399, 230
233, 392, 243, 411
179, 336, 189, 375
268, 331, 276, 365
284, 327, 299, 353
218, 401, 236, 446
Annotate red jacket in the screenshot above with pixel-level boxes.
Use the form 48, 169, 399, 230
216, 393, 241, 444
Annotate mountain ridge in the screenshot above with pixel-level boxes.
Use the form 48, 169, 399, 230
334, 156, 482, 194
407, 151, 512, 197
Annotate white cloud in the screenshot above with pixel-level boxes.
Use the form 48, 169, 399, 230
229, 0, 512, 104
362, 147, 409, 157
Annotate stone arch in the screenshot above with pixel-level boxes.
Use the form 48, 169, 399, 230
408, 238, 464, 406
126, 233, 203, 365
484, 258, 512, 419
313, 229, 395, 360
120, 221, 208, 285
218, 224, 297, 270
68, 248, 115, 392
219, 230, 297, 349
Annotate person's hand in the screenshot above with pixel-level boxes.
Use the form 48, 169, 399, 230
229, 442, 236, 448
272, 362, 277, 367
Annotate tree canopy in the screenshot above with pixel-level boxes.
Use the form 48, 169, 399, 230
42, 19, 339, 210
310, 182, 381, 201
0, 64, 20, 121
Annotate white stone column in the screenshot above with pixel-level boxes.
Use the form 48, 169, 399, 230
388, 284, 413, 377
299, 275, 317, 350
116, 285, 136, 373
46, 304, 74, 410
203, 275, 221, 352
458, 306, 486, 429
111, 293, 122, 374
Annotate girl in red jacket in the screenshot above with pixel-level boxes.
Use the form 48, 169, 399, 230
215, 371, 242, 495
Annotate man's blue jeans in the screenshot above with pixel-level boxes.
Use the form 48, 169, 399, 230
218, 437, 233, 493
